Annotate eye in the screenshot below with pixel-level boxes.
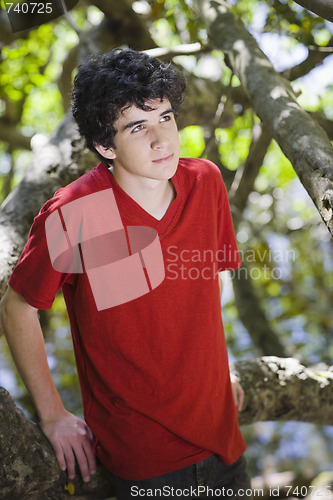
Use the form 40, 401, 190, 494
132, 124, 145, 133
160, 114, 171, 123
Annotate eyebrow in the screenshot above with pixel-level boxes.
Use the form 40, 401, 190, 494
121, 108, 174, 132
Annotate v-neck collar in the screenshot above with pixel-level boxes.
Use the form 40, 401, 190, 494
95, 163, 183, 237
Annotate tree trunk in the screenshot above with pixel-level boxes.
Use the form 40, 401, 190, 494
231, 267, 292, 358
227, 124, 291, 358
1, 357, 332, 498
193, 0, 333, 236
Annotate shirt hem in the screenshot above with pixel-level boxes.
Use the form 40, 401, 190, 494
102, 449, 214, 481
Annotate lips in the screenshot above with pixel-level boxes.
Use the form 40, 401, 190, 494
153, 153, 174, 163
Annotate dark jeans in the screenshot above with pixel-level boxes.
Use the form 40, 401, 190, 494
109, 454, 252, 499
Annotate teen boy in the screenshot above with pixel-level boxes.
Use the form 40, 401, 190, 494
0, 49, 251, 499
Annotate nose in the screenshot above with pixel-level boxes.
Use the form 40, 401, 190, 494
150, 128, 167, 150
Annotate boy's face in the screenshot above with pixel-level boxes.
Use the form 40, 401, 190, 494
95, 99, 180, 184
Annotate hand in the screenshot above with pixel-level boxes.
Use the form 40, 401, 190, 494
230, 373, 244, 412
40, 409, 96, 482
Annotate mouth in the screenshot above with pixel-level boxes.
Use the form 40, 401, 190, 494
152, 153, 174, 164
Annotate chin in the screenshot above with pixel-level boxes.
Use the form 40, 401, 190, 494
168, 160, 179, 178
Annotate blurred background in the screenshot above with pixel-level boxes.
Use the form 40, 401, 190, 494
0, 0, 332, 490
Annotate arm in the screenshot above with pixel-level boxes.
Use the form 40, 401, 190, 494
0, 286, 96, 482
219, 273, 244, 412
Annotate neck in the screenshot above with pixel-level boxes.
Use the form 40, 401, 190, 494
112, 168, 176, 220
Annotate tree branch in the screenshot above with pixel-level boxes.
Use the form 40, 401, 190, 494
291, 0, 333, 23
0, 387, 114, 499
58, 44, 80, 111
145, 42, 209, 60
1, 357, 332, 496
229, 123, 271, 225
0, 120, 31, 151
308, 112, 333, 141
86, 0, 155, 49
281, 41, 333, 81
178, 75, 245, 130
232, 356, 333, 426
193, 0, 333, 236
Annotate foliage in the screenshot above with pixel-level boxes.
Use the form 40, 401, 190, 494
0, 0, 332, 482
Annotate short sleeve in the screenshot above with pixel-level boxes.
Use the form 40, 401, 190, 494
9, 205, 71, 310
216, 175, 241, 272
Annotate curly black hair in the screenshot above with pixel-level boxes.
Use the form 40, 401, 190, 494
71, 48, 186, 162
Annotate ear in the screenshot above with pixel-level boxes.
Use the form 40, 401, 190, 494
94, 143, 117, 160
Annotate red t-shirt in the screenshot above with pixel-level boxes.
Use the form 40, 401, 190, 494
9, 158, 246, 480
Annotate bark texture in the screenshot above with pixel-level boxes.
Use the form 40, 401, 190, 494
0, 389, 114, 500
1, 357, 332, 498
0, 113, 96, 298
193, 0, 333, 236
233, 357, 333, 426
